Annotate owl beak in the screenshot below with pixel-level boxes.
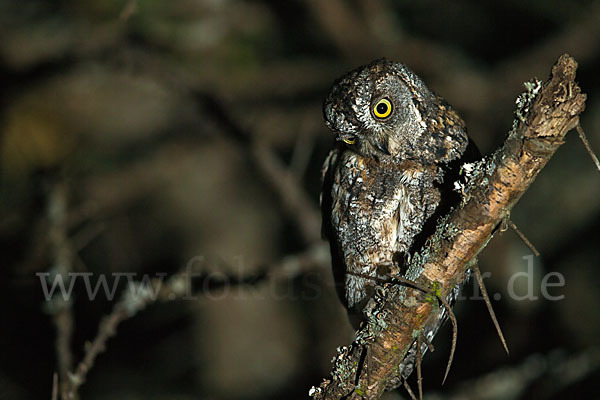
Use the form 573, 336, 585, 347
374, 140, 390, 156
337, 133, 356, 145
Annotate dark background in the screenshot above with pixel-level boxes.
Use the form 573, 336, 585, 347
1, 0, 599, 399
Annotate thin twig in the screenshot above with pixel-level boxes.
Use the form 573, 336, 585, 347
46, 182, 75, 399
439, 296, 458, 385
473, 265, 510, 354
118, 0, 137, 21
62, 242, 329, 398
194, 92, 321, 244
52, 372, 58, 400
71, 222, 106, 253
66, 305, 130, 398
576, 123, 600, 173
403, 379, 418, 400
416, 335, 423, 400
421, 332, 435, 353
252, 143, 321, 243
432, 347, 600, 399
508, 220, 541, 257
65, 273, 171, 398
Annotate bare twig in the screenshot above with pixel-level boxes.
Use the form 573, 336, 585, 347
52, 372, 58, 400
118, 0, 138, 21
310, 55, 586, 400
64, 276, 167, 398
421, 333, 435, 353
473, 265, 509, 354
60, 242, 329, 398
440, 295, 458, 385
251, 143, 321, 243
168, 241, 329, 296
304, 0, 375, 60
430, 347, 600, 399
52, 308, 74, 398
402, 379, 418, 400
65, 305, 129, 398
194, 92, 322, 244
416, 335, 423, 400
508, 220, 540, 257
290, 127, 318, 179
575, 123, 600, 173
46, 182, 75, 399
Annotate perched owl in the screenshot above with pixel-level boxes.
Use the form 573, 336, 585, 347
320, 59, 478, 365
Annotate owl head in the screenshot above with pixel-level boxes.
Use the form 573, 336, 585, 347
323, 59, 468, 164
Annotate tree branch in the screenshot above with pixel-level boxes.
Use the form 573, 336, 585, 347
59, 242, 329, 399
45, 181, 75, 399
310, 54, 586, 399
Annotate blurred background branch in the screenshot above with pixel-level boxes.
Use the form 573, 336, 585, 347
45, 180, 75, 399
1, 1, 599, 399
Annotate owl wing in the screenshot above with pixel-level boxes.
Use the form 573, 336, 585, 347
320, 148, 339, 241
321, 147, 408, 322
320, 147, 349, 307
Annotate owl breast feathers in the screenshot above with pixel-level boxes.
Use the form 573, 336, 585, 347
320, 59, 478, 329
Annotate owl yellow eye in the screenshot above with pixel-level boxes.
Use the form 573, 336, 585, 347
342, 137, 355, 145
373, 98, 392, 119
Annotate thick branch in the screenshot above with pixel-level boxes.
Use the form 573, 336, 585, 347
310, 54, 586, 399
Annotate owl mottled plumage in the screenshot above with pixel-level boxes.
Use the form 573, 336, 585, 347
321, 59, 478, 357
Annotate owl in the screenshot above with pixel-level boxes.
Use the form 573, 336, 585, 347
320, 59, 478, 377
